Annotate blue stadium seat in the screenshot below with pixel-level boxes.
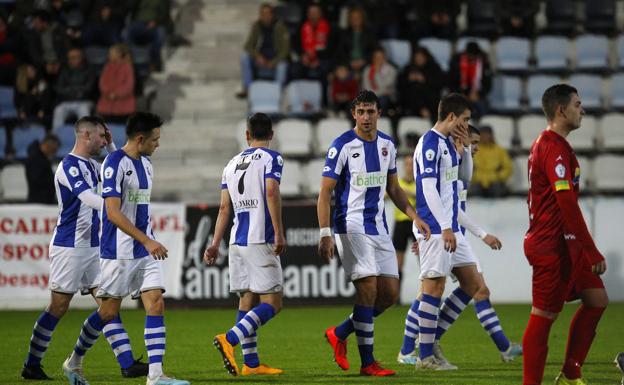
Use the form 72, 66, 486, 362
534, 36, 570, 72
13, 124, 46, 159
496, 37, 530, 73
0, 86, 18, 120
569, 74, 604, 111
286, 80, 322, 117
418, 38, 452, 71
488, 75, 523, 113
0, 125, 6, 159
527, 74, 562, 111
84, 45, 109, 75
610, 73, 624, 110
248, 81, 281, 115
106, 123, 126, 149
456, 37, 491, 54
380, 39, 411, 69
617, 35, 624, 69
55, 124, 76, 157
575, 34, 610, 72
130, 45, 150, 79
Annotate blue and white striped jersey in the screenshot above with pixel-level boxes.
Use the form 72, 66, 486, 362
52, 154, 101, 248
100, 150, 154, 260
322, 129, 397, 235
221, 147, 283, 246
458, 179, 467, 235
414, 129, 460, 235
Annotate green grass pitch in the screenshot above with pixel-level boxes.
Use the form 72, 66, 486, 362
1, 303, 623, 385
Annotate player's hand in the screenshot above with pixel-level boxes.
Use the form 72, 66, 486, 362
592, 260, 606, 275
411, 241, 419, 255
203, 245, 219, 266
442, 228, 456, 252
273, 233, 287, 255
413, 217, 431, 240
145, 239, 168, 260
451, 124, 469, 147
318, 236, 334, 264
482, 234, 502, 250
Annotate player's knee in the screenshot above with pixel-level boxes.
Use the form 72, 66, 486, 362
473, 285, 490, 301
47, 302, 69, 318
98, 308, 118, 323
146, 295, 165, 315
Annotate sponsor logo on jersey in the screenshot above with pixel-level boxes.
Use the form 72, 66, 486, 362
554, 180, 570, 191
104, 167, 114, 179
351, 172, 387, 188
573, 167, 581, 185
555, 163, 566, 178
126, 189, 151, 203
69, 166, 79, 177
233, 199, 259, 211
444, 166, 459, 182
564, 233, 576, 240
459, 189, 467, 202
328, 147, 337, 159
425, 149, 435, 161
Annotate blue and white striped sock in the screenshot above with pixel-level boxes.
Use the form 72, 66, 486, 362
334, 308, 382, 341
237, 310, 259, 368
102, 314, 135, 369
24, 311, 59, 366
145, 315, 166, 379
400, 299, 420, 355
435, 287, 472, 341
226, 303, 275, 346
418, 294, 441, 359
353, 304, 375, 367
73, 311, 104, 357
474, 299, 511, 352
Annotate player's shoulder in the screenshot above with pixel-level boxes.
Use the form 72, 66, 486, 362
257, 146, 282, 161
103, 149, 126, 166
377, 130, 396, 147
418, 129, 443, 150
60, 154, 88, 174
328, 130, 357, 155
140, 155, 152, 164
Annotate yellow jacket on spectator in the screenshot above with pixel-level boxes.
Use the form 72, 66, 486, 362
394, 177, 416, 222
473, 143, 514, 188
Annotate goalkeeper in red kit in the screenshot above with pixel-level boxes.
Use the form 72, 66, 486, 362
523, 84, 608, 385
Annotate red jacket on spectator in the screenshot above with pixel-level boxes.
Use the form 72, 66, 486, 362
300, 18, 330, 64
96, 61, 135, 117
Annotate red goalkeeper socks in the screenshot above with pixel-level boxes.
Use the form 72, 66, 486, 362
562, 305, 606, 380
523, 313, 555, 385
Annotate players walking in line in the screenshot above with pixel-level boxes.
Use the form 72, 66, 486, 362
318, 90, 430, 377
206, 112, 286, 377
523, 84, 608, 385
397, 125, 522, 367
21, 116, 148, 381
411, 93, 495, 370
62, 112, 189, 385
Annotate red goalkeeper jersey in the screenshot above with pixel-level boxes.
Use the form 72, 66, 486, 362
524, 129, 603, 264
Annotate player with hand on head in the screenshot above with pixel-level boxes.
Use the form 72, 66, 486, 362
206, 112, 286, 377
21, 116, 148, 381
62, 112, 189, 385
318, 90, 430, 377
523, 84, 608, 385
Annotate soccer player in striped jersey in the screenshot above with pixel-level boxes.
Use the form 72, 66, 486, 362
21, 116, 147, 381
318, 90, 430, 377
62, 113, 189, 385
398, 125, 522, 366
205, 112, 286, 377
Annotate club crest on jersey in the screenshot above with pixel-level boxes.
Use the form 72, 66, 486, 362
69, 166, 79, 177
555, 163, 566, 178
104, 167, 114, 179
328, 147, 338, 159
425, 149, 435, 161
382, 147, 388, 156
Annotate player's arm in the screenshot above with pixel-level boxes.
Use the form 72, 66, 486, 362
62, 162, 103, 210
104, 197, 168, 259
544, 150, 605, 273
457, 209, 501, 250
458, 146, 473, 185
386, 173, 430, 240
203, 189, 231, 266
266, 178, 286, 255
317, 176, 337, 263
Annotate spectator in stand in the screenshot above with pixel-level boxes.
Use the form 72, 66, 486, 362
126, 0, 169, 71
361, 48, 396, 112
0, 12, 18, 86
238, 3, 289, 98
96, 43, 136, 122
422, 0, 461, 39
336, 6, 377, 77
295, 2, 331, 81
471, 125, 513, 198
25, 133, 60, 204
24, 9, 67, 80
397, 46, 444, 120
15, 64, 54, 130
449, 41, 492, 119
365, 0, 402, 39
82, 3, 121, 47
500, 0, 539, 37
52, 47, 95, 130
329, 63, 359, 115
83, 0, 128, 37
50, 0, 84, 46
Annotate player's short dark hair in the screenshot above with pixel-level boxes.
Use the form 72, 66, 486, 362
469, 124, 480, 135
75, 115, 106, 133
437, 93, 471, 121
247, 112, 273, 140
542, 83, 578, 121
126, 112, 163, 139
350, 89, 381, 110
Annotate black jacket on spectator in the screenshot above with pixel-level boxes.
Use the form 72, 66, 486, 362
23, 24, 67, 71
397, 51, 444, 118
55, 64, 96, 103
25, 140, 56, 204
336, 27, 377, 65
500, 0, 539, 37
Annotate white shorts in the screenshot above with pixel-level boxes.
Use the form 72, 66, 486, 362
49, 245, 100, 295
229, 244, 283, 294
335, 233, 399, 282
96, 257, 165, 299
418, 233, 479, 279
